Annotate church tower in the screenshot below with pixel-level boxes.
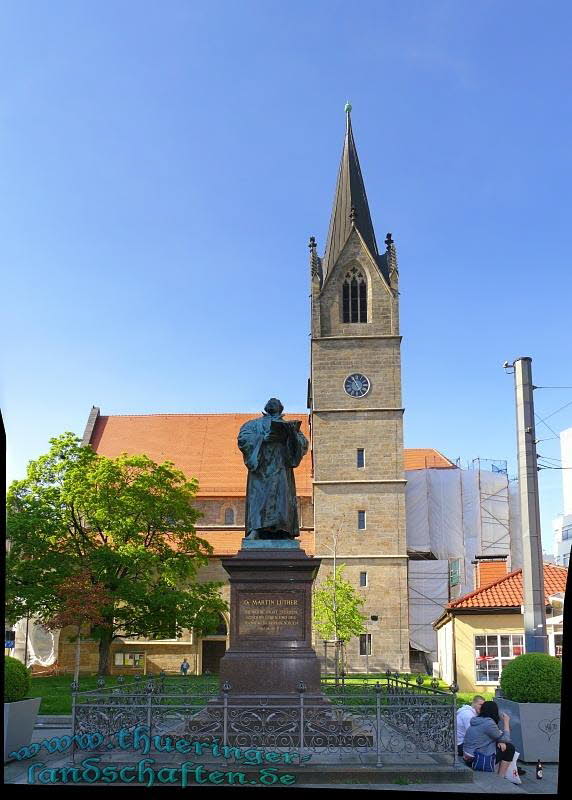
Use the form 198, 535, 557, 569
309, 106, 410, 671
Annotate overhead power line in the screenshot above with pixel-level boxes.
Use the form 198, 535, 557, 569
535, 414, 563, 441
535, 400, 572, 423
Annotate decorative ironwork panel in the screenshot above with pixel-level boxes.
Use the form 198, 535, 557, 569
72, 679, 457, 765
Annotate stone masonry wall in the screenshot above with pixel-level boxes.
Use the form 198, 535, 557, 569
312, 411, 403, 481
311, 228, 410, 672
311, 339, 402, 411
194, 498, 245, 526
195, 496, 313, 530
319, 231, 397, 337
312, 559, 410, 672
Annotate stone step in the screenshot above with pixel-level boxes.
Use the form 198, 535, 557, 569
35, 716, 72, 728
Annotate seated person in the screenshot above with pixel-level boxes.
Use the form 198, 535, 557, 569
462, 700, 516, 777
456, 695, 484, 757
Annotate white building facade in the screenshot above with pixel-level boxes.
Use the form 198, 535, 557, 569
553, 427, 572, 568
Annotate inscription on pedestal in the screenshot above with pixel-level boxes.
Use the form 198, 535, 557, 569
238, 592, 304, 639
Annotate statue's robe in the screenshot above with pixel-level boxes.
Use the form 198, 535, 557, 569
237, 414, 308, 538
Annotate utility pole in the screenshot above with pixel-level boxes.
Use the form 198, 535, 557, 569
508, 357, 548, 653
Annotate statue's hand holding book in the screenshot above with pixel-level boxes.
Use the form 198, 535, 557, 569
268, 419, 301, 443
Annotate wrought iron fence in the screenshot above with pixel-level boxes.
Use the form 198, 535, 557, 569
71, 674, 457, 766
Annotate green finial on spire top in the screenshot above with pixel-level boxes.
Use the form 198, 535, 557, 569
344, 101, 352, 114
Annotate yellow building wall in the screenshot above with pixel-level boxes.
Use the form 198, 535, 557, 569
454, 613, 523, 693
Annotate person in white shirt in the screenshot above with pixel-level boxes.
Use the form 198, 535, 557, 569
456, 695, 485, 756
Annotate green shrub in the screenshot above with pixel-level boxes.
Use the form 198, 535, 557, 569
4, 656, 31, 703
500, 653, 561, 703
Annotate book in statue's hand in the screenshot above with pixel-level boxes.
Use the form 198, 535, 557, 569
269, 419, 301, 442
269, 419, 288, 442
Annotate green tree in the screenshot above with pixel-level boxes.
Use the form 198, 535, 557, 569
7, 433, 227, 675
313, 564, 366, 679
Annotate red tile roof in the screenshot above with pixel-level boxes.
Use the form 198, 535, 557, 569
403, 448, 456, 470
90, 413, 312, 497
448, 564, 568, 610
88, 412, 454, 497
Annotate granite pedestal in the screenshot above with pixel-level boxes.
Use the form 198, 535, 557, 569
186, 540, 365, 749
218, 538, 322, 698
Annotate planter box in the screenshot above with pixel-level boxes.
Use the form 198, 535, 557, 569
496, 698, 560, 763
3, 697, 42, 762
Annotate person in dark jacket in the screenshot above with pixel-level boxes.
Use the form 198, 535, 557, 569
462, 701, 516, 777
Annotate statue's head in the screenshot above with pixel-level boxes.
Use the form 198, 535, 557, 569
264, 398, 284, 416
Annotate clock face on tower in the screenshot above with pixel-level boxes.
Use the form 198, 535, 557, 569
344, 373, 370, 398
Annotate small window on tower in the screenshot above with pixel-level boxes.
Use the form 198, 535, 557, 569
359, 634, 372, 656
357, 448, 365, 468
224, 508, 235, 525
359, 571, 368, 587
358, 510, 366, 530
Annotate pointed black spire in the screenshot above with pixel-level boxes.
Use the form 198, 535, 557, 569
322, 104, 382, 277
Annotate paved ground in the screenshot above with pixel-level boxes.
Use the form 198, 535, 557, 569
296, 759, 559, 793
295, 765, 558, 792
3, 722, 559, 792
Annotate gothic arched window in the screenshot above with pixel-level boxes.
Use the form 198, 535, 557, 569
342, 268, 367, 323
224, 508, 235, 525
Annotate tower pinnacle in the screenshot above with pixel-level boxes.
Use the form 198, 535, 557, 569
322, 107, 387, 280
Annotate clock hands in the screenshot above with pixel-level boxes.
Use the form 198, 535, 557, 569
345, 374, 369, 396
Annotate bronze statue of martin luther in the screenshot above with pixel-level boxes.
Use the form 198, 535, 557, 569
237, 398, 309, 540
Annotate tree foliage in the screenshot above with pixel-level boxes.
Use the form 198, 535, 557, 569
313, 564, 367, 643
6, 433, 227, 673
43, 571, 110, 633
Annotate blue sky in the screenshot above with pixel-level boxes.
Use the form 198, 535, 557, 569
2, 0, 571, 550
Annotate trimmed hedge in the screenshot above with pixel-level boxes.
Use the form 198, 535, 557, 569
500, 653, 561, 703
4, 656, 31, 703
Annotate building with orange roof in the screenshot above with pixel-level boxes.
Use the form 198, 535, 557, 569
57, 406, 459, 675
432, 563, 567, 693
81, 406, 455, 558
51, 110, 525, 678
57, 401, 524, 677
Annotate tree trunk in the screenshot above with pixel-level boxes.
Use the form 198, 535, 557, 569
97, 627, 114, 676
74, 626, 81, 684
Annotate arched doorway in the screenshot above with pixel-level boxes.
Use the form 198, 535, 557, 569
201, 615, 228, 674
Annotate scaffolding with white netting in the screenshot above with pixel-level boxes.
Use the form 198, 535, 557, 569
406, 462, 522, 667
